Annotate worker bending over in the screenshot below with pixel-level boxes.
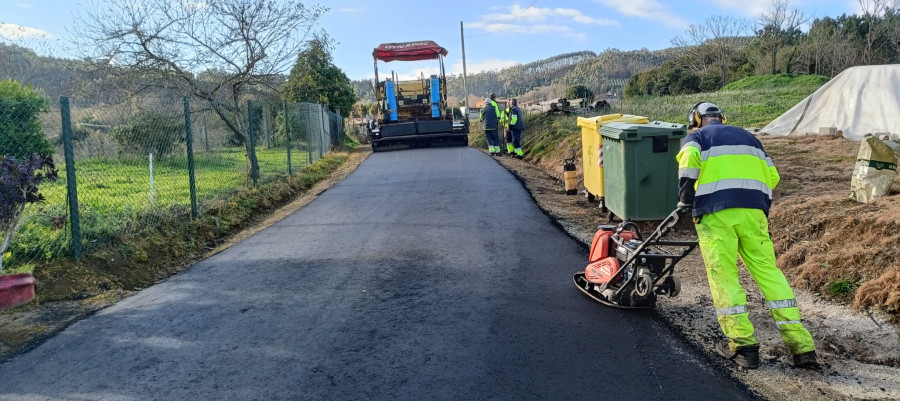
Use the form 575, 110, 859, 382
676, 102, 817, 369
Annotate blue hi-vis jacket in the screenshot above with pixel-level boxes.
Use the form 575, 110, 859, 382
508, 106, 525, 130
675, 122, 780, 217
480, 100, 500, 130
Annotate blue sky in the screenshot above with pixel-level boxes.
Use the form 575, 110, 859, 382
1, 0, 865, 80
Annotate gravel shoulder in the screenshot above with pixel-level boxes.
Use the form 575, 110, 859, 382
490, 150, 900, 401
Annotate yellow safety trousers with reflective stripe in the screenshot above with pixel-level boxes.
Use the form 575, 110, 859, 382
695, 207, 815, 355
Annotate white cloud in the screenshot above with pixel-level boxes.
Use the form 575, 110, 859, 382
468, 22, 589, 40
481, 4, 617, 26
709, 0, 771, 17
469, 3, 617, 37
0, 23, 52, 40
592, 0, 689, 28
338, 8, 365, 13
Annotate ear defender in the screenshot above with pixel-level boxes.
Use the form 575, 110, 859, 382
687, 101, 704, 129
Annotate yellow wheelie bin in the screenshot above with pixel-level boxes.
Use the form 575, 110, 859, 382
577, 114, 649, 207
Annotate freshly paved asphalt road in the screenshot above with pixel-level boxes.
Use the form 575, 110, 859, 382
0, 147, 755, 400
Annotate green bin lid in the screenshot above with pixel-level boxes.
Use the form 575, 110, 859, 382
600, 121, 687, 141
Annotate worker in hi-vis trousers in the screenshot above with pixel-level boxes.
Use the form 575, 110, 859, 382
675, 102, 817, 370
480, 93, 501, 156
506, 98, 525, 158
499, 101, 509, 153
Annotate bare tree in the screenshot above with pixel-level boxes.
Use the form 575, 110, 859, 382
74, 0, 325, 180
672, 16, 751, 87
857, 0, 899, 63
757, 0, 808, 74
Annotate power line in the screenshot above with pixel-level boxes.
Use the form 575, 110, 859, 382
464, 0, 540, 39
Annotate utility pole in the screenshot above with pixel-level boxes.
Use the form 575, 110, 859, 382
460, 21, 470, 114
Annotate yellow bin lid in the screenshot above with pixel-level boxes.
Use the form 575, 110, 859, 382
577, 114, 648, 131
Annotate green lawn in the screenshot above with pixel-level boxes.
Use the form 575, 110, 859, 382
607, 86, 821, 129
605, 74, 829, 128
7, 146, 314, 270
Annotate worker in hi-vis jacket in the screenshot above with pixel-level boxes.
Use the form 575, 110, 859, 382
676, 102, 817, 370
480, 93, 501, 156
506, 99, 525, 159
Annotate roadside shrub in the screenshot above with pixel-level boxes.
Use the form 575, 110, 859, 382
111, 110, 185, 157
0, 154, 58, 274
0, 80, 53, 158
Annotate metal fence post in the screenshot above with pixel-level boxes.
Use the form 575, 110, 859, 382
320, 104, 327, 159
183, 97, 198, 219
247, 100, 259, 186
60, 97, 82, 260
284, 101, 293, 176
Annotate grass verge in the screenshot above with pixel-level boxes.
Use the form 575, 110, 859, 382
30, 152, 349, 303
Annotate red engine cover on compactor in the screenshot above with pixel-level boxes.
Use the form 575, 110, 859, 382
585, 257, 620, 284
588, 228, 637, 263
585, 227, 637, 284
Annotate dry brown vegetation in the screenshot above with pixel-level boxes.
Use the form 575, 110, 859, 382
756, 136, 900, 318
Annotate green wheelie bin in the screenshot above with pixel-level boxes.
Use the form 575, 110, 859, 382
600, 121, 687, 221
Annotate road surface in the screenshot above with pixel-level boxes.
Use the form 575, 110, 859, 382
0, 147, 755, 400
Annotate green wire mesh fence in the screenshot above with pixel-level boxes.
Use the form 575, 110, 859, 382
0, 96, 342, 273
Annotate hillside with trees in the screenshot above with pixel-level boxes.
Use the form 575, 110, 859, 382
627, 0, 900, 97
351, 0, 900, 109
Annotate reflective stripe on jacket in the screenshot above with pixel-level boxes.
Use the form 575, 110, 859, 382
675, 121, 779, 217
509, 106, 524, 130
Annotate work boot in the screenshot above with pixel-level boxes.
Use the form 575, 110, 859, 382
791, 351, 818, 368
715, 341, 760, 369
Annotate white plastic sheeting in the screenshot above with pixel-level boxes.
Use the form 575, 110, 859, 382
761, 64, 900, 140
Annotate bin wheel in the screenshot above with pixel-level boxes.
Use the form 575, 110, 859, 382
606, 210, 615, 223
586, 193, 596, 202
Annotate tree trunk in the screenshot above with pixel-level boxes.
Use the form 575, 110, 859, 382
771, 45, 778, 74
208, 100, 260, 182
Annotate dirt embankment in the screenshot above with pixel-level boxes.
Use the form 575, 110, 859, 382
485, 132, 900, 401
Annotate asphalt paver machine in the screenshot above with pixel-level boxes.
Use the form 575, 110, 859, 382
370, 41, 468, 151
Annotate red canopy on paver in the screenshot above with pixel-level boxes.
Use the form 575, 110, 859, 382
373, 41, 448, 62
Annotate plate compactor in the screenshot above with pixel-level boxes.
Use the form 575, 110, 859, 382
574, 208, 697, 309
